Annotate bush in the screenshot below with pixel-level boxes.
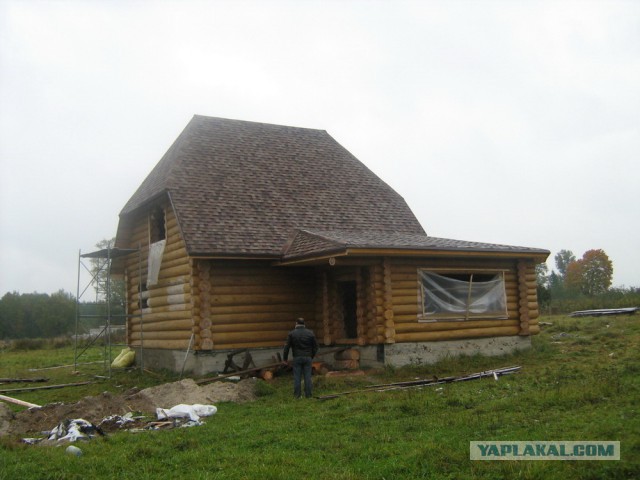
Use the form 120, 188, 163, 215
10, 338, 46, 350
9, 336, 74, 351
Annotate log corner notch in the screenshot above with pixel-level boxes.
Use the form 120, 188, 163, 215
382, 258, 396, 344
517, 260, 531, 335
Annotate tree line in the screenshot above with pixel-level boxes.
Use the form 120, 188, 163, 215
0, 239, 125, 341
0, 290, 77, 339
0, 290, 126, 340
536, 248, 640, 313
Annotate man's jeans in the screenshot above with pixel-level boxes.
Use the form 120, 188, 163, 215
293, 356, 313, 398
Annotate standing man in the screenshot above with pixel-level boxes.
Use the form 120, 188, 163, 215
283, 318, 318, 398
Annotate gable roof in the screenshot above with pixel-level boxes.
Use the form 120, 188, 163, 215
119, 115, 426, 257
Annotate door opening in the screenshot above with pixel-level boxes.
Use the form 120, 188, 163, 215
339, 281, 358, 339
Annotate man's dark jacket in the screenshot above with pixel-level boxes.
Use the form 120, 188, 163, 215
283, 325, 318, 360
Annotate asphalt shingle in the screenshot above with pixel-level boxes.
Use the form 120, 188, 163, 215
120, 115, 426, 256
120, 116, 548, 260
282, 229, 549, 260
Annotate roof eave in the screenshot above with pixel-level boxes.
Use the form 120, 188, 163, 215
119, 190, 171, 218
346, 247, 550, 260
189, 252, 282, 261
277, 246, 550, 266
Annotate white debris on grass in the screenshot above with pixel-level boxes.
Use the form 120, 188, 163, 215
156, 404, 217, 423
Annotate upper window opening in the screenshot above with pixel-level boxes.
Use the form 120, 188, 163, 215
418, 270, 507, 321
149, 206, 166, 243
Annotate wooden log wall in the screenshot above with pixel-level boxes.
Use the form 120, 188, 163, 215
122, 203, 194, 350
201, 261, 317, 350
382, 259, 396, 344
318, 272, 331, 345
370, 263, 386, 343
355, 267, 367, 346
517, 260, 540, 335
385, 257, 540, 344
365, 265, 379, 344
327, 277, 342, 341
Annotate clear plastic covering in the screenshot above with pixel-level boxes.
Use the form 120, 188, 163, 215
419, 271, 507, 320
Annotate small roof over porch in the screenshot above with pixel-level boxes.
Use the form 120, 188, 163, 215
278, 229, 550, 265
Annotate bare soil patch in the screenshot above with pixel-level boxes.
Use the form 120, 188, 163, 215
0, 378, 257, 437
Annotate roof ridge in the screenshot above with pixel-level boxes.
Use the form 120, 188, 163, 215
192, 114, 327, 133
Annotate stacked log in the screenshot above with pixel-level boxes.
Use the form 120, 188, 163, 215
333, 348, 360, 370
517, 260, 530, 335
388, 257, 535, 343
327, 278, 342, 341
355, 268, 367, 345
122, 204, 194, 350
205, 262, 316, 350
197, 261, 213, 350
382, 259, 395, 343
321, 272, 331, 345
371, 264, 385, 343
365, 265, 380, 343
519, 260, 540, 335
191, 260, 202, 348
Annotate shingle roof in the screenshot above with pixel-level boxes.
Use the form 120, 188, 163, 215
120, 116, 426, 256
282, 229, 550, 260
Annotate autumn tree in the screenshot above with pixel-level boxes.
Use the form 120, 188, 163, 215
565, 249, 613, 296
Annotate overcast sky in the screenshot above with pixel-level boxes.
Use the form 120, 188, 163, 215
1, 0, 638, 296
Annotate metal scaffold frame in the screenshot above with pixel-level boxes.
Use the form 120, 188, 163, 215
75, 246, 141, 377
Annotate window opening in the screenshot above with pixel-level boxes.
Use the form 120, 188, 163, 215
140, 283, 148, 309
150, 206, 166, 243
418, 270, 507, 321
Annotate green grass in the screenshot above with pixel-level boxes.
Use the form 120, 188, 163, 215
1, 315, 639, 479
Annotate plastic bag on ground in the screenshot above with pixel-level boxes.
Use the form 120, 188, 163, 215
156, 404, 217, 422
111, 347, 135, 368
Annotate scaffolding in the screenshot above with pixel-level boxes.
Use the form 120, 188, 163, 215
74, 246, 140, 377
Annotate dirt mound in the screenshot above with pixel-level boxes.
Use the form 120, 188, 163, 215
131, 377, 257, 408
0, 378, 257, 437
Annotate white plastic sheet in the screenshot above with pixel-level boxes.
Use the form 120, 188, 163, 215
419, 271, 507, 320
156, 404, 218, 423
147, 239, 166, 287
47, 418, 100, 442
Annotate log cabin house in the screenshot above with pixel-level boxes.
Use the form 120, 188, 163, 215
113, 115, 549, 373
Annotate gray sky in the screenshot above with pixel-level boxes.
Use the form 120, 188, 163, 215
1, 0, 639, 296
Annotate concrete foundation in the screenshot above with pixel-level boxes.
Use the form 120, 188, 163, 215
134, 336, 531, 375
383, 336, 532, 367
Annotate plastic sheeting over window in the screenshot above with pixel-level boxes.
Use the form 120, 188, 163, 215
147, 239, 166, 287
419, 271, 507, 321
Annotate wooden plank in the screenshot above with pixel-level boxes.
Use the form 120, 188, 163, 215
0, 394, 40, 408
0, 381, 92, 394
0, 378, 48, 383
318, 366, 521, 400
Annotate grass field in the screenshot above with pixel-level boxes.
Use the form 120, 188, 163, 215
1, 314, 639, 479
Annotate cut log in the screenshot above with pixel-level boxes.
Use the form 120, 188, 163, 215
334, 349, 360, 361
395, 326, 520, 343
333, 359, 359, 370
0, 394, 40, 408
